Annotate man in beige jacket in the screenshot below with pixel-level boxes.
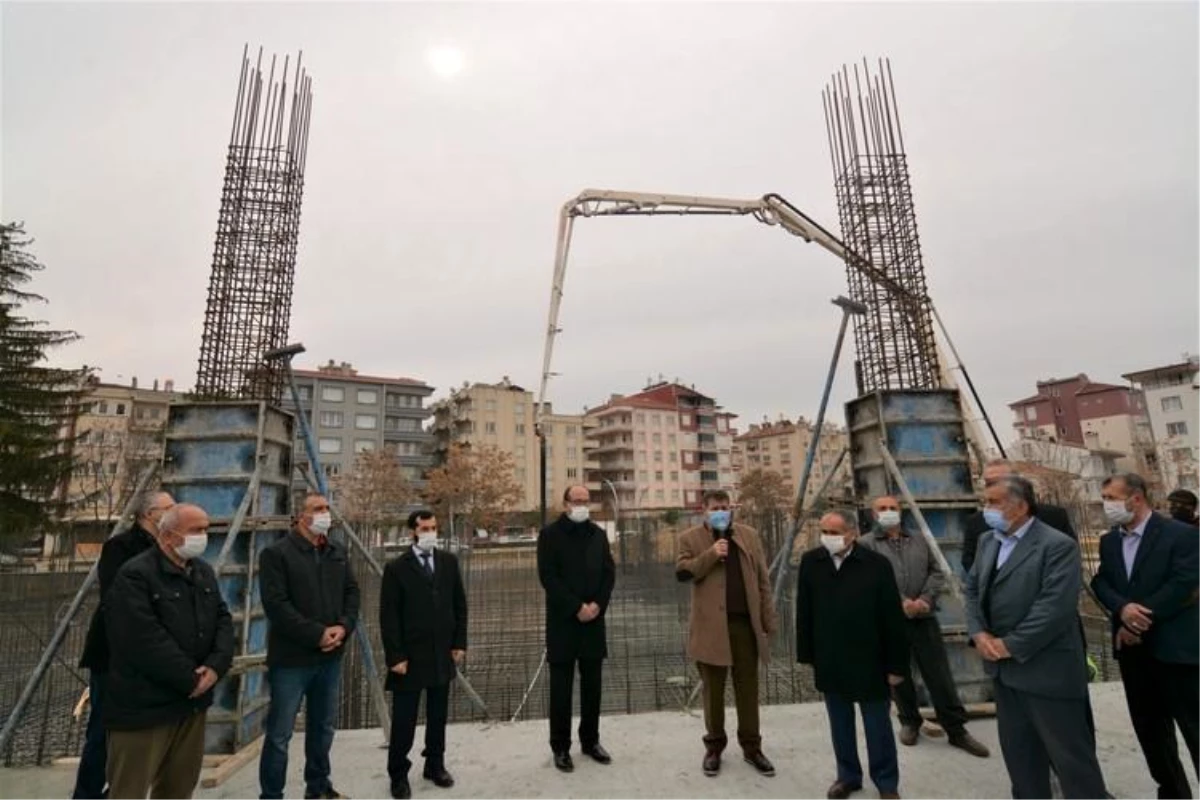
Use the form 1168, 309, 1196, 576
676, 489, 778, 778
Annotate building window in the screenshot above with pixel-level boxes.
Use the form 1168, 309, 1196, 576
652, 414, 662, 427
670, 471, 679, 481
634, 413, 645, 425
567, 447, 578, 460
1172, 447, 1192, 463
357, 389, 378, 405
637, 432, 646, 443
298, 385, 312, 401
671, 489, 680, 502
638, 470, 649, 481
1162, 396, 1184, 412
1167, 421, 1189, 437
485, 399, 497, 412
654, 451, 663, 462
516, 423, 526, 435
567, 467, 578, 479
637, 451, 646, 464
668, 434, 676, 447
321, 386, 345, 403
355, 414, 378, 430
1025, 407, 1037, 422
486, 421, 497, 434
680, 414, 692, 427
114, 403, 126, 416
652, 433, 662, 444
320, 411, 344, 428
318, 438, 342, 454
516, 468, 527, 482
655, 489, 665, 502
403, 466, 423, 481
668, 450, 677, 463
150, 407, 161, 419
354, 439, 376, 453
655, 470, 664, 481
542, 422, 554, 434
566, 425, 578, 437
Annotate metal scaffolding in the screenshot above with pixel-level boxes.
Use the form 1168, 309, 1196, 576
195, 46, 312, 401
823, 59, 940, 393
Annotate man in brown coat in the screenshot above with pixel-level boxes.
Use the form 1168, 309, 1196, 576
676, 489, 778, 778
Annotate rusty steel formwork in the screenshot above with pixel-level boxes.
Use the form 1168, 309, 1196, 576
823, 59, 940, 394
195, 47, 312, 401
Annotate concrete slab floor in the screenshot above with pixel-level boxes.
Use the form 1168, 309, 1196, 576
2, 683, 1193, 799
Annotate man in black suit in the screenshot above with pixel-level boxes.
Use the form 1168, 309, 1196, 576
1092, 474, 1199, 799
73, 490, 174, 800
537, 485, 616, 773
797, 509, 909, 800
962, 459, 1076, 573
1167, 489, 1200, 528
380, 510, 468, 800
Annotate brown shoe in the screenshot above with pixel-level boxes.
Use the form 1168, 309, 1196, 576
743, 751, 775, 777
948, 731, 990, 758
827, 780, 861, 799
702, 749, 721, 777
898, 724, 919, 746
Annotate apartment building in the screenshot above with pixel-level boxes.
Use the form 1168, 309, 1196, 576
1122, 356, 1199, 492
1008, 373, 1156, 476
731, 415, 852, 505
427, 377, 595, 512
585, 381, 736, 513
281, 361, 435, 499
59, 375, 182, 549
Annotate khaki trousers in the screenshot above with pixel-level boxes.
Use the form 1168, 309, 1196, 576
697, 614, 761, 755
107, 711, 206, 799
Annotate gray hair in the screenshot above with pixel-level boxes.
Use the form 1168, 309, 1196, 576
1103, 472, 1149, 500
137, 490, 170, 520
158, 505, 182, 535
824, 509, 859, 532
996, 476, 1037, 513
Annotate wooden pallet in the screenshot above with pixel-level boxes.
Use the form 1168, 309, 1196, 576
200, 736, 264, 789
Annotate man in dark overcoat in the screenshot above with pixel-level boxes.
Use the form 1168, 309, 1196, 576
797, 509, 909, 800
380, 510, 468, 800
536, 484, 616, 772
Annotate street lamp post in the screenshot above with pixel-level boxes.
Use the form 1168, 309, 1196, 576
602, 478, 623, 568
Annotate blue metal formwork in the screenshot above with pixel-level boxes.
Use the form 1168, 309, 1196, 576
845, 390, 992, 705
161, 401, 295, 754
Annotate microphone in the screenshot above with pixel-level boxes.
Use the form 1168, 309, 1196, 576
718, 527, 730, 562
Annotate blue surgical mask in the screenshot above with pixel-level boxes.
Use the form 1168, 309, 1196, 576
707, 510, 732, 532
982, 508, 1008, 532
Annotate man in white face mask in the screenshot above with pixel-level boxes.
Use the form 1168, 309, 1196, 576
537, 485, 616, 773
258, 494, 361, 800
797, 510, 909, 800
1091, 473, 1199, 799
104, 503, 234, 799
380, 510, 468, 799
858, 497, 989, 758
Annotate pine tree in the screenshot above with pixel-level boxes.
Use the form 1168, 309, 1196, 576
0, 222, 88, 541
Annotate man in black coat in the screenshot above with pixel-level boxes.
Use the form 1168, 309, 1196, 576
73, 490, 174, 800
537, 485, 616, 773
797, 510, 909, 800
1167, 488, 1200, 528
104, 503, 234, 800
258, 493, 361, 800
1092, 474, 1199, 799
380, 510, 468, 800
961, 459, 1076, 573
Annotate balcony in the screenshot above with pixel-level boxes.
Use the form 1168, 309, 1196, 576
594, 459, 636, 472
591, 440, 635, 455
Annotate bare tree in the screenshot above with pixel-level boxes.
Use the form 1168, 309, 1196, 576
736, 468, 791, 556
423, 444, 523, 541
333, 449, 419, 547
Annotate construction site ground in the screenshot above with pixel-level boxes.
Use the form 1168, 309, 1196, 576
3, 682, 1193, 799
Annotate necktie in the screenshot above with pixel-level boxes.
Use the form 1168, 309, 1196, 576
421, 553, 433, 577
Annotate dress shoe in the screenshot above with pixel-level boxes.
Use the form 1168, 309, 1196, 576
702, 749, 721, 777
423, 767, 455, 788
948, 732, 990, 758
743, 751, 776, 777
582, 743, 612, 764
389, 780, 411, 800
898, 724, 920, 746
826, 780, 862, 799
553, 751, 575, 772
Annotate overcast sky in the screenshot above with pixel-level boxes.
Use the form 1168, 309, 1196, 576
4, 1, 1197, 437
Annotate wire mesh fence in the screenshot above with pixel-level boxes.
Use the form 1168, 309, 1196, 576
1, 513, 1118, 766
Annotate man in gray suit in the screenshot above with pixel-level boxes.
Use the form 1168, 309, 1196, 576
965, 476, 1107, 799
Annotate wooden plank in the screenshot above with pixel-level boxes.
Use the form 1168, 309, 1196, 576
200, 736, 263, 789
919, 701, 996, 720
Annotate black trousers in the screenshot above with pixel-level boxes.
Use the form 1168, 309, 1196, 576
891, 616, 969, 737
549, 657, 602, 754
387, 684, 450, 782
1119, 648, 1200, 799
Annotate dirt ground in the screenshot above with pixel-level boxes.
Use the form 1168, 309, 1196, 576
2, 682, 1192, 799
